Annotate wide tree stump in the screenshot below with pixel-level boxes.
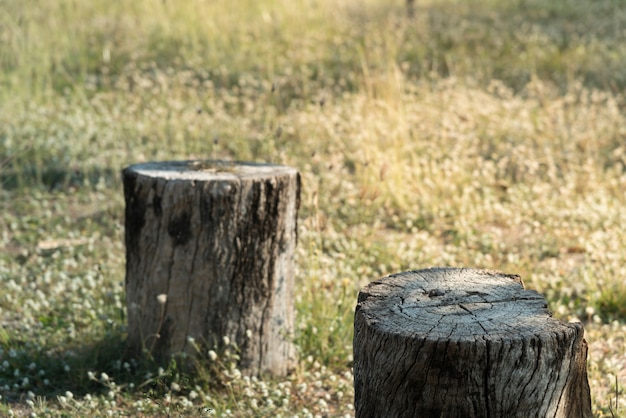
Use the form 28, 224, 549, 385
123, 160, 299, 376
353, 267, 592, 418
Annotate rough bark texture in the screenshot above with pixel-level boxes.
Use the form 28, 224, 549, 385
123, 160, 299, 376
353, 267, 592, 418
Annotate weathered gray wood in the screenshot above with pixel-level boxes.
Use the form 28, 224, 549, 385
123, 160, 299, 376
353, 267, 592, 418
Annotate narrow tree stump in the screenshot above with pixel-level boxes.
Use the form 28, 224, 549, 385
353, 267, 592, 418
123, 160, 299, 376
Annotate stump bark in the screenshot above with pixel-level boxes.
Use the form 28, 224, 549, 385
353, 267, 592, 418
123, 160, 299, 376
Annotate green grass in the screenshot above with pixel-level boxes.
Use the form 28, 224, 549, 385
2, 0, 626, 416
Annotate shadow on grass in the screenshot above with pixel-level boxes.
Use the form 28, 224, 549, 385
0, 322, 194, 409
0, 164, 119, 192
0, 326, 126, 402
342, 0, 626, 93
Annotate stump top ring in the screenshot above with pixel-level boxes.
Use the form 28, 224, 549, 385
126, 160, 298, 181
356, 267, 580, 342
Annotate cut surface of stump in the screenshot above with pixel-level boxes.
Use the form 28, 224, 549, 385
353, 267, 592, 418
123, 160, 299, 376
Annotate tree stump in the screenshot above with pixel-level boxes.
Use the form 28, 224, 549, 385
123, 160, 299, 376
353, 267, 592, 418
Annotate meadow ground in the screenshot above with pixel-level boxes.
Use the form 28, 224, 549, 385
1, 0, 626, 416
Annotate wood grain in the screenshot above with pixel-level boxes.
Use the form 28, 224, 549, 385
354, 267, 592, 418
123, 160, 299, 376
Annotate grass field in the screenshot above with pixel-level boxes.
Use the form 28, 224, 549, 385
1, 0, 626, 416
